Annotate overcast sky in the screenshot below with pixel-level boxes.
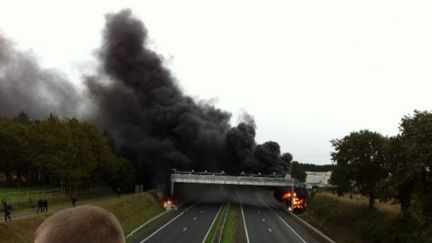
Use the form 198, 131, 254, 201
1, 0, 432, 164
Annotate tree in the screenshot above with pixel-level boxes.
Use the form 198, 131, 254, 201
0, 117, 18, 183
291, 161, 306, 182
331, 130, 388, 209
107, 157, 136, 192
382, 136, 416, 214
399, 111, 432, 218
301, 163, 335, 172
329, 163, 351, 196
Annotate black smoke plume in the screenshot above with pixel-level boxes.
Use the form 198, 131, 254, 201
85, 10, 237, 187
86, 10, 293, 187
0, 9, 293, 190
0, 34, 80, 118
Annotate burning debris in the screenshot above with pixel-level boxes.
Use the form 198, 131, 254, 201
275, 187, 309, 214
162, 199, 178, 211
281, 192, 307, 213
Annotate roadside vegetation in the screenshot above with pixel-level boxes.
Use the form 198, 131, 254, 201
0, 113, 135, 192
204, 203, 243, 243
301, 110, 432, 242
302, 192, 432, 243
221, 204, 240, 243
329, 111, 432, 225
0, 191, 163, 243
205, 204, 227, 243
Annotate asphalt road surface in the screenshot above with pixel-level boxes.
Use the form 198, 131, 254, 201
134, 188, 331, 243
137, 202, 222, 243
239, 190, 325, 243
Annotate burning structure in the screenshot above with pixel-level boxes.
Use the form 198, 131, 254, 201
162, 199, 178, 211
275, 187, 309, 214
281, 192, 307, 213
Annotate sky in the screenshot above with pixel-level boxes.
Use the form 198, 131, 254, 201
1, 0, 431, 164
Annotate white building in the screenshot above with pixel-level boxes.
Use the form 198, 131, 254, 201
305, 171, 332, 188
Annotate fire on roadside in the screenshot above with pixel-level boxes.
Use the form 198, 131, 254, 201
281, 192, 307, 213
162, 199, 178, 211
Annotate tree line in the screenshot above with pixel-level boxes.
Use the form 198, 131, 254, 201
330, 110, 432, 220
0, 112, 135, 191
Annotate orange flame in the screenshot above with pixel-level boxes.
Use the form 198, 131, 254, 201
162, 199, 178, 211
281, 192, 307, 212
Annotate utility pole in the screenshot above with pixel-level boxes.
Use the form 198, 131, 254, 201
289, 162, 294, 211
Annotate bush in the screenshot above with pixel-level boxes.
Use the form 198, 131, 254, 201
302, 193, 432, 243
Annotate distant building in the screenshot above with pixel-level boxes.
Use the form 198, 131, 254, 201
305, 171, 332, 189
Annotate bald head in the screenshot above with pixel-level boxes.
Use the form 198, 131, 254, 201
35, 206, 125, 243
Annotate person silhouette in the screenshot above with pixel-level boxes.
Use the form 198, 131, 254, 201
2, 199, 12, 222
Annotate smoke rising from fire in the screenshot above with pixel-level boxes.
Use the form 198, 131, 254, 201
0, 9, 293, 187
0, 35, 80, 118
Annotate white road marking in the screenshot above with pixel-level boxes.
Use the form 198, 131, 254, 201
193, 216, 197, 221
288, 212, 336, 243
268, 228, 272, 233
262, 197, 307, 243
262, 218, 266, 222
240, 200, 251, 243
201, 204, 223, 243
127, 200, 191, 239
139, 203, 197, 243
183, 227, 188, 232
278, 216, 307, 243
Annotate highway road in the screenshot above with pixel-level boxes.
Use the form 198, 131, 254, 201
133, 188, 332, 243
135, 202, 222, 243
239, 190, 325, 243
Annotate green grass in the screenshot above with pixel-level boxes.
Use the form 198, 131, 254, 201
0, 186, 114, 211
98, 192, 164, 235
0, 185, 48, 194
221, 205, 239, 243
0, 186, 56, 204
0, 191, 164, 243
205, 204, 226, 243
301, 193, 432, 243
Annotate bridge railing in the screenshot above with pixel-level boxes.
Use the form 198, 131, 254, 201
171, 173, 304, 187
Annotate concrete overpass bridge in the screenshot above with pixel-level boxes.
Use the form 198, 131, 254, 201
170, 170, 304, 196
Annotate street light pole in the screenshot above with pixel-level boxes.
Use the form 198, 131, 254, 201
289, 162, 294, 211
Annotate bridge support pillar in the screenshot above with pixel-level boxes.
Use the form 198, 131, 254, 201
170, 181, 174, 197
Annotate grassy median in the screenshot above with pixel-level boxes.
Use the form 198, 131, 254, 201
0, 191, 164, 243
221, 204, 240, 243
205, 204, 226, 243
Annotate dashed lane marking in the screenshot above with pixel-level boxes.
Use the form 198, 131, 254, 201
278, 216, 307, 243
183, 227, 188, 232
201, 204, 223, 243
139, 203, 197, 243
268, 228, 272, 233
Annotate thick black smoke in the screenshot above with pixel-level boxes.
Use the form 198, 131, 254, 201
85, 10, 293, 187
85, 10, 237, 187
0, 34, 80, 118
0, 9, 293, 189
